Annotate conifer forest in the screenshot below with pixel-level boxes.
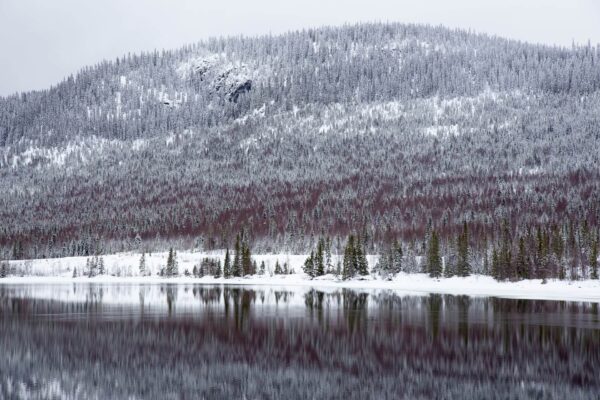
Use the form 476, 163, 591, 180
1, 23, 600, 283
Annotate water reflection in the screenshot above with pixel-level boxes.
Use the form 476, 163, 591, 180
1, 284, 599, 399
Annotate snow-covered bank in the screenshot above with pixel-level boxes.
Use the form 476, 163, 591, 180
2, 251, 600, 303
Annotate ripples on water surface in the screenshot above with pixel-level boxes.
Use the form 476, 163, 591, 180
1, 284, 599, 399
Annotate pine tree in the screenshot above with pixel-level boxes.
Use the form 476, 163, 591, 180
444, 237, 456, 278
223, 248, 231, 278
315, 238, 325, 276
233, 234, 242, 277
516, 237, 528, 280
0, 262, 9, 278
392, 239, 403, 274
72, 266, 78, 278
356, 237, 369, 276
499, 221, 513, 280
342, 235, 356, 280
491, 247, 499, 279
427, 230, 442, 278
303, 251, 315, 278
325, 237, 333, 273
139, 252, 146, 276
241, 240, 252, 276
166, 248, 178, 277
456, 222, 470, 277
591, 238, 598, 280
172, 250, 178, 276
259, 260, 266, 275
274, 260, 283, 275
215, 259, 222, 278
166, 248, 173, 276
98, 257, 105, 275
87, 257, 96, 278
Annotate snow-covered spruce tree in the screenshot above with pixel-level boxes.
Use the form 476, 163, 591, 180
342, 235, 358, 280
215, 259, 222, 278
315, 238, 325, 276
355, 236, 369, 276
165, 248, 178, 277
303, 251, 315, 278
139, 252, 146, 276
223, 248, 231, 278
591, 238, 598, 280
274, 260, 283, 275
456, 222, 470, 277
172, 250, 178, 276
241, 240, 253, 276
259, 260, 266, 275
427, 230, 442, 278
325, 237, 333, 274
232, 235, 242, 277
98, 257, 105, 275
0, 261, 8, 278
87, 257, 96, 278
391, 240, 403, 275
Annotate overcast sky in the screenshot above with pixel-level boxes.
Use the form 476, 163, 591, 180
1, 0, 599, 96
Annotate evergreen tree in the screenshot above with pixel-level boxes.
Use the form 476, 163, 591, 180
491, 247, 499, 279
139, 252, 146, 276
274, 260, 283, 275
165, 248, 178, 277
166, 248, 173, 276
72, 266, 78, 278
516, 237, 528, 280
356, 236, 369, 276
0, 262, 9, 278
392, 239, 403, 274
427, 230, 442, 278
342, 235, 356, 280
591, 238, 598, 280
87, 257, 96, 278
172, 250, 178, 276
303, 251, 315, 278
215, 259, 222, 278
444, 238, 456, 278
223, 248, 231, 278
259, 260, 266, 275
233, 234, 242, 277
98, 257, 105, 275
456, 222, 470, 277
315, 238, 325, 276
241, 238, 253, 275
325, 237, 333, 273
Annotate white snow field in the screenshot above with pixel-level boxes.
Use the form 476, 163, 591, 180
2, 251, 600, 303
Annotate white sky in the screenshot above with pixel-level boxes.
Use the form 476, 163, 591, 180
0, 0, 599, 96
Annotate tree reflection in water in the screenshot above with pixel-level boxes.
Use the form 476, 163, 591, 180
0, 284, 599, 399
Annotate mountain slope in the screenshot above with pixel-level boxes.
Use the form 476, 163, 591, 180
1, 22, 599, 259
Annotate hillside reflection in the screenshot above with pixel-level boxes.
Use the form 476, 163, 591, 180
1, 284, 599, 399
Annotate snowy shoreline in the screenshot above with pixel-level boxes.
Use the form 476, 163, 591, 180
2, 251, 600, 303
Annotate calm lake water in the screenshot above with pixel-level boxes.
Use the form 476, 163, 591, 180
1, 284, 599, 399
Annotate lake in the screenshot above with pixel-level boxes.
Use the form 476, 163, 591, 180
1, 283, 599, 399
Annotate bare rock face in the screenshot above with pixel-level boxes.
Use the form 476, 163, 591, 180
228, 80, 252, 103
178, 56, 253, 102
212, 66, 252, 102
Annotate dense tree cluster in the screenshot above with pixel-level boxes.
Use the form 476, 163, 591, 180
192, 257, 222, 278
0, 23, 599, 282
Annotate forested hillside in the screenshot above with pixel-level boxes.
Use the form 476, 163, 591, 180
1, 23, 599, 280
